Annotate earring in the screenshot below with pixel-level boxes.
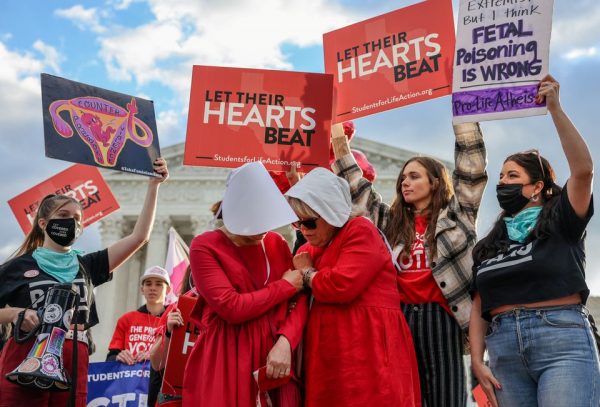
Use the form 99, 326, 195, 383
531, 194, 539, 202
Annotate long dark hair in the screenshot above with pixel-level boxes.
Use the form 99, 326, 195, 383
384, 156, 453, 257
473, 152, 561, 264
12, 194, 83, 258
179, 265, 194, 295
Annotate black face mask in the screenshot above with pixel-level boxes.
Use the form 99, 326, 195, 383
46, 218, 80, 247
496, 184, 530, 215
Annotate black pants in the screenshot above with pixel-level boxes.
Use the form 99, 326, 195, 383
402, 303, 466, 407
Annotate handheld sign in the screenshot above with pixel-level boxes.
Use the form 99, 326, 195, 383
87, 362, 149, 406
472, 384, 493, 407
184, 65, 333, 171
161, 295, 199, 398
42, 73, 161, 177
323, 0, 455, 122
452, 0, 554, 123
8, 164, 120, 234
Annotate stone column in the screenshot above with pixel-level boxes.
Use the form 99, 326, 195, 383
126, 248, 144, 309
190, 215, 211, 237
143, 216, 171, 273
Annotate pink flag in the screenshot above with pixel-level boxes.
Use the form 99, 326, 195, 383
164, 227, 190, 305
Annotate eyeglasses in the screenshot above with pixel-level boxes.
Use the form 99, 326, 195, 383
292, 216, 320, 230
521, 149, 545, 179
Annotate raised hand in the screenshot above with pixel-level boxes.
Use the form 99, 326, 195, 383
536, 74, 561, 113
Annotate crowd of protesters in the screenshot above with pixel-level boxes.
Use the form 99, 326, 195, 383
0, 75, 598, 407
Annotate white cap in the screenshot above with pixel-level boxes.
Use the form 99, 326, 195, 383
141, 266, 170, 286
221, 162, 298, 236
285, 168, 352, 227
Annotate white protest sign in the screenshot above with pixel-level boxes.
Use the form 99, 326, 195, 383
452, 0, 554, 124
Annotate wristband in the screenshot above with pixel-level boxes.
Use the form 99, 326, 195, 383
302, 267, 316, 290
165, 328, 172, 338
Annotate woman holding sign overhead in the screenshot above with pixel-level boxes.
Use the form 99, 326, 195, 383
331, 121, 487, 407
470, 75, 599, 407
0, 158, 169, 407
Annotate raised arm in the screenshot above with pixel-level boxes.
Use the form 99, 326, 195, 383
330, 124, 390, 230
452, 122, 488, 224
538, 75, 593, 217
107, 158, 169, 271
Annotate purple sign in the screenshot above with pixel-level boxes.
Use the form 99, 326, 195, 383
452, 84, 543, 117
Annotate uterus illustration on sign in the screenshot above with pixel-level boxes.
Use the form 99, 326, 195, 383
49, 97, 154, 167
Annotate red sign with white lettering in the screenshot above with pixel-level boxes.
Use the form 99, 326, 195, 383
184, 65, 334, 171
161, 295, 199, 398
323, 0, 455, 121
7, 164, 119, 234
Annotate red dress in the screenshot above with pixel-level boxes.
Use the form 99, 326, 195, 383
301, 217, 421, 407
182, 230, 307, 407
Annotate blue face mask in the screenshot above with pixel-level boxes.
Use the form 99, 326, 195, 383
32, 247, 83, 283
503, 206, 543, 243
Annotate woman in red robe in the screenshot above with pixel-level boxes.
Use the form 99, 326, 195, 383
182, 162, 307, 407
286, 168, 421, 407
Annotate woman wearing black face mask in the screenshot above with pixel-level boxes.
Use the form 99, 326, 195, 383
0, 158, 169, 407
470, 75, 598, 407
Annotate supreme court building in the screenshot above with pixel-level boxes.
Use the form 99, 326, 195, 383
90, 137, 449, 361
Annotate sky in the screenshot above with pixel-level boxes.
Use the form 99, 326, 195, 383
1, 0, 599, 292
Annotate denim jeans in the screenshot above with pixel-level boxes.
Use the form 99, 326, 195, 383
485, 305, 600, 407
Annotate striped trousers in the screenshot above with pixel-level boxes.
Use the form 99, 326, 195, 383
402, 303, 466, 407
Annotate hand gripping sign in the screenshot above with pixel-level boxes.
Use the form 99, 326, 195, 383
161, 295, 199, 399
451, 0, 554, 123
42, 74, 161, 177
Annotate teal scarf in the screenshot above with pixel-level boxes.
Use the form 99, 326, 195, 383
32, 247, 83, 283
504, 206, 543, 243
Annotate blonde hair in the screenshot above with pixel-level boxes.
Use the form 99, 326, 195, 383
13, 194, 83, 257
286, 196, 359, 225
286, 196, 319, 219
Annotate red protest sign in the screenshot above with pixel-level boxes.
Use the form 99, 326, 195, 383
472, 384, 493, 407
7, 164, 120, 234
184, 65, 333, 171
161, 295, 199, 398
323, 0, 455, 122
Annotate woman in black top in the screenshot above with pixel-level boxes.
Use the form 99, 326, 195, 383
470, 75, 598, 407
0, 158, 168, 407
